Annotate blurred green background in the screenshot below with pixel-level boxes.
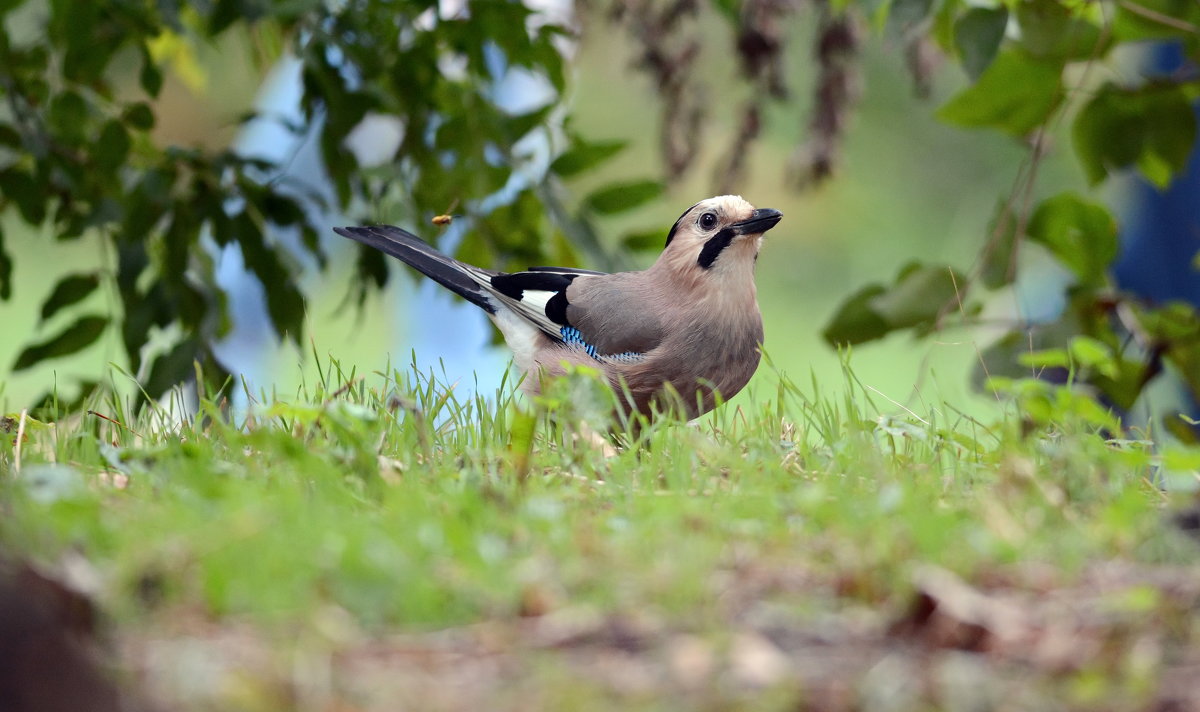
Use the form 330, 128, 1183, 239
0, 7, 1087, 418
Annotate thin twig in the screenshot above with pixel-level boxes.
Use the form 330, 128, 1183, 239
1118, 0, 1198, 32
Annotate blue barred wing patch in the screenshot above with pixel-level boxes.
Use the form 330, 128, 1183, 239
560, 326, 598, 358
560, 326, 644, 363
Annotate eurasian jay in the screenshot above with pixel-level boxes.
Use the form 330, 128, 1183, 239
335, 195, 782, 419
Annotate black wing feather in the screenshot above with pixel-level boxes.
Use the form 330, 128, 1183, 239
490, 271, 578, 300
525, 266, 607, 276
333, 225, 496, 313
333, 226, 633, 355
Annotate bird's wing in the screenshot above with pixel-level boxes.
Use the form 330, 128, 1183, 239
490, 270, 664, 361
333, 225, 499, 313
488, 269, 586, 340
559, 273, 667, 359
524, 266, 608, 276
332, 225, 662, 361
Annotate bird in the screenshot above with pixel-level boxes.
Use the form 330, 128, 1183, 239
334, 195, 782, 420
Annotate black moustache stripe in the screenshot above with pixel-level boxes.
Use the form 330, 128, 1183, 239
697, 227, 737, 270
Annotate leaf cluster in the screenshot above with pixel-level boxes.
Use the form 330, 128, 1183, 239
1, 0, 672, 407
821, 0, 1200, 433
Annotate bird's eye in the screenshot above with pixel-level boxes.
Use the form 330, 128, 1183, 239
699, 212, 718, 230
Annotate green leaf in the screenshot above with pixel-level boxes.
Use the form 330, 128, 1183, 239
0, 124, 21, 149
954, 7, 1007, 81
822, 284, 891, 346
534, 29, 569, 93
1072, 86, 1140, 185
1131, 302, 1200, 403
210, 0, 248, 34
48, 90, 89, 145
823, 264, 966, 346
1014, 0, 1105, 60
620, 227, 669, 251
584, 180, 663, 215
0, 168, 46, 224
94, 120, 131, 173
140, 45, 164, 98
1069, 335, 1117, 377
262, 193, 304, 226
1138, 88, 1197, 188
1090, 361, 1147, 412
145, 338, 201, 401
937, 50, 1063, 136
40, 273, 100, 323
0, 225, 10, 300
122, 102, 156, 131
868, 262, 964, 330
932, 0, 964, 48
1025, 192, 1118, 286
502, 104, 555, 143
551, 139, 627, 178
0, 0, 25, 16
1073, 82, 1197, 187
300, 224, 326, 268
13, 315, 109, 371
234, 213, 305, 342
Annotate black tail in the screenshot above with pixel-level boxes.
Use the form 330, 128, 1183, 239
333, 225, 496, 314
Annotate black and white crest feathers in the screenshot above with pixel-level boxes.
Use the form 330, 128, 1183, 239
664, 201, 702, 248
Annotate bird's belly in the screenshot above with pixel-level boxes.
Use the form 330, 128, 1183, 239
488, 307, 546, 376
621, 329, 763, 419
503, 315, 763, 421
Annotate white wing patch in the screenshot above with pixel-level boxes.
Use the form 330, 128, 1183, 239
514, 290, 556, 314
474, 269, 648, 364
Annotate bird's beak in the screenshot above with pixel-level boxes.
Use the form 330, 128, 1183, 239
730, 208, 783, 236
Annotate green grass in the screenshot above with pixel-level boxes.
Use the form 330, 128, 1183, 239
2, 354, 1199, 710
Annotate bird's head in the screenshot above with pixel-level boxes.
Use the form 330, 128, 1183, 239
656, 195, 782, 284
